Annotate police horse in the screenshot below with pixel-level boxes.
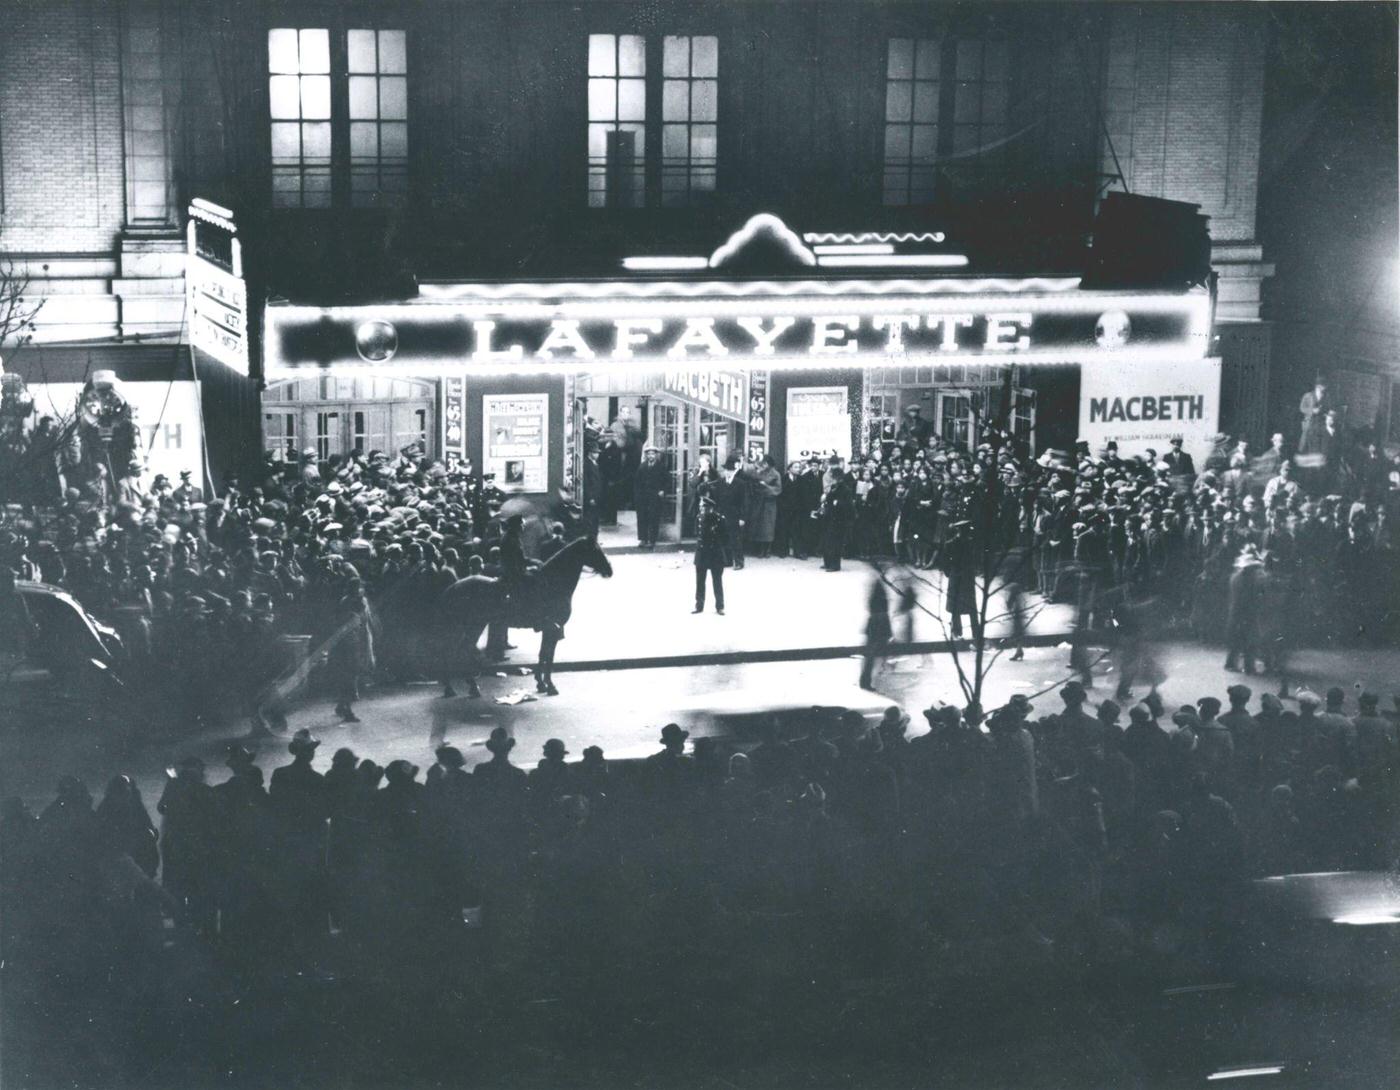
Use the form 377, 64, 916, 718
437, 534, 613, 698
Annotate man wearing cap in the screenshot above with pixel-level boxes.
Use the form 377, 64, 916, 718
634, 443, 667, 548
1219, 685, 1261, 787
1314, 686, 1357, 773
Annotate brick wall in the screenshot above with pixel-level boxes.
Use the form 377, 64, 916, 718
1101, 4, 1267, 243
0, 0, 126, 253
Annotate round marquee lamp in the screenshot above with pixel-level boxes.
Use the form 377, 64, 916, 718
1095, 310, 1132, 349
355, 319, 399, 363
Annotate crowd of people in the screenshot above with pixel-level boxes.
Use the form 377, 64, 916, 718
0, 443, 569, 725
4, 676, 1398, 1083
678, 382, 1400, 666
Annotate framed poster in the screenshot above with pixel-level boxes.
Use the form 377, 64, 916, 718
483, 393, 548, 492
786, 386, 851, 462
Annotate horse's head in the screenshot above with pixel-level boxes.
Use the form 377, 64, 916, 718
581, 531, 613, 578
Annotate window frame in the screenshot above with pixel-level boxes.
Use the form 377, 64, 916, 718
586, 32, 719, 210
267, 24, 409, 211
880, 31, 1013, 207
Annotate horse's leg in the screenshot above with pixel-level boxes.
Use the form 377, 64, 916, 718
439, 627, 461, 697
539, 627, 560, 696
465, 621, 487, 698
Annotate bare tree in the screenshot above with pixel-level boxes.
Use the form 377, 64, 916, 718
0, 239, 59, 503
891, 367, 1046, 712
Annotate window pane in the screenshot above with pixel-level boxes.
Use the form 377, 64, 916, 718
588, 122, 611, 158
350, 121, 378, 158
662, 79, 689, 121
884, 124, 910, 159
913, 81, 939, 122
956, 40, 982, 79
915, 39, 940, 80
268, 28, 300, 74
588, 77, 616, 120
663, 35, 689, 78
348, 75, 378, 118
692, 79, 717, 121
953, 85, 980, 123
662, 122, 688, 158
299, 28, 330, 73
885, 80, 912, 122
692, 36, 718, 77
588, 34, 616, 77
887, 38, 913, 80
617, 77, 645, 121
379, 30, 407, 74
270, 121, 301, 159
380, 76, 408, 120
300, 74, 330, 119
347, 29, 377, 73
301, 121, 331, 160
269, 74, 301, 119
910, 124, 937, 159
380, 122, 407, 159
618, 35, 645, 76
691, 124, 716, 159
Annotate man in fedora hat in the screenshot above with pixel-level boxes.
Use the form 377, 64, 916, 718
646, 723, 696, 791
475, 727, 527, 788
270, 728, 326, 821
634, 442, 667, 548
529, 738, 573, 808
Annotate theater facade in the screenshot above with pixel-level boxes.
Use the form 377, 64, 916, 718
263, 215, 1217, 541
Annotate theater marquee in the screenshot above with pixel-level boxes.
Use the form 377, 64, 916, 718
263, 280, 1211, 378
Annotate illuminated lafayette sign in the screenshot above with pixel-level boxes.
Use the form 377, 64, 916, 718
264, 283, 1211, 377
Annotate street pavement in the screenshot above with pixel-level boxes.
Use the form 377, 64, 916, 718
7, 627, 1400, 818
506, 550, 1073, 664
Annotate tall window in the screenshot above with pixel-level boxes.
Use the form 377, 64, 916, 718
951, 39, 1010, 177
587, 33, 719, 208
588, 34, 647, 208
882, 36, 1011, 205
269, 28, 332, 208
661, 35, 718, 207
268, 27, 408, 208
347, 29, 408, 207
883, 38, 940, 206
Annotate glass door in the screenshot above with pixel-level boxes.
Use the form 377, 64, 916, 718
937, 392, 975, 451
648, 398, 682, 541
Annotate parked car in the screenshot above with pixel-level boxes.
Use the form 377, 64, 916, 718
5, 580, 126, 688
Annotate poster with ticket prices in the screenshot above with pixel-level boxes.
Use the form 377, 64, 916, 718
483, 394, 549, 492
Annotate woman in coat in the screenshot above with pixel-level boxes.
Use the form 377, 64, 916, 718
743, 453, 783, 558
692, 492, 730, 615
